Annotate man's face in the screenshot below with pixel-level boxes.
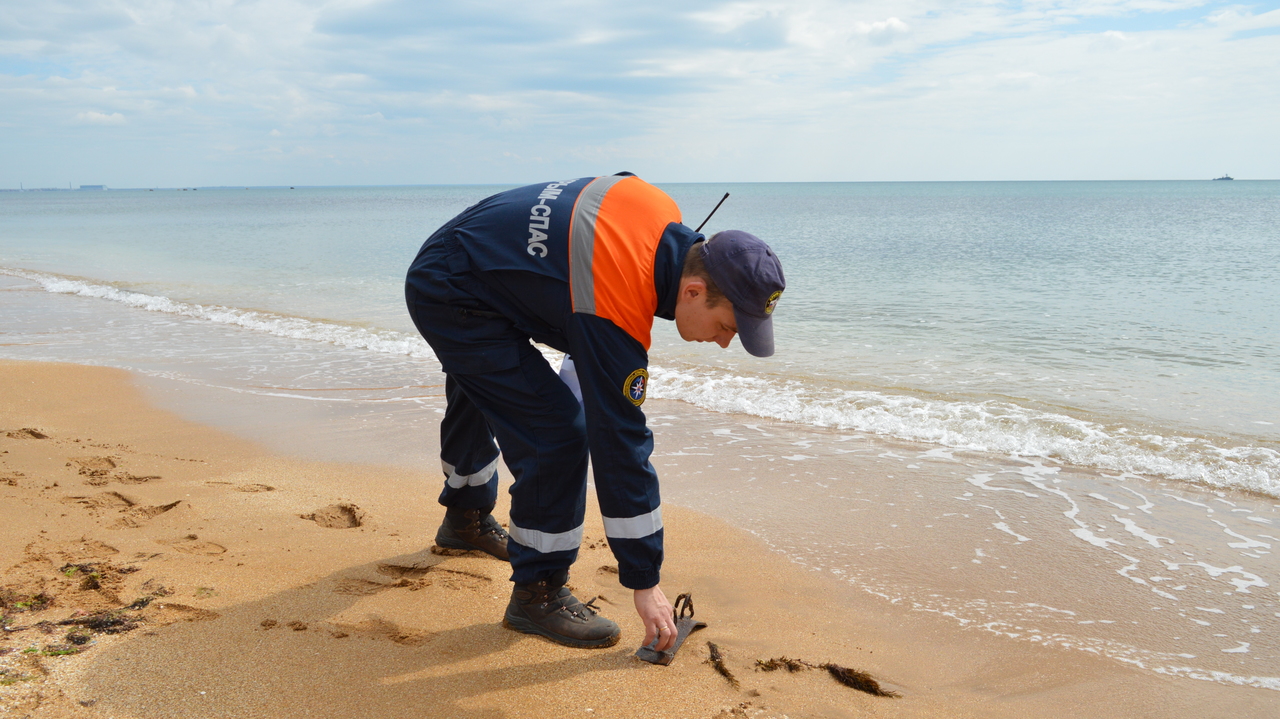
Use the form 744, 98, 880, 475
674, 278, 738, 348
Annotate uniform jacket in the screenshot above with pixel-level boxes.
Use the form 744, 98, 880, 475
407, 172, 702, 589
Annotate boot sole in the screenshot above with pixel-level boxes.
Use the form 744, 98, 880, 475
434, 533, 510, 561
502, 615, 621, 649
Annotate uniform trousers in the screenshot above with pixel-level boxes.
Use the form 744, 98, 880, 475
406, 238, 590, 585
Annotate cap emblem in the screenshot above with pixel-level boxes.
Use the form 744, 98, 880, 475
624, 369, 649, 406
765, 290, 782, 316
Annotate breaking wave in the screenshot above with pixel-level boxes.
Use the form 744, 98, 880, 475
647, 366, 1280, 497
7, 266, 1277, 497
3, 267, 433, 359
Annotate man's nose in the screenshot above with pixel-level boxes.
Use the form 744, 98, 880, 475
715, 331, 735, 348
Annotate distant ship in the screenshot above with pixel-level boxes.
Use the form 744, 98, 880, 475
1213, 174, 1234, 181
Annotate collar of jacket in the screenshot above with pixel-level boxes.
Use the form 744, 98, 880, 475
654, 223, 704, 322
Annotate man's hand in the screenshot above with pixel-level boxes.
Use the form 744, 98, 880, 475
634, 585, 676, 652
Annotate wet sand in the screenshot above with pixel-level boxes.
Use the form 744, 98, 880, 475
1, 360, 1276, 718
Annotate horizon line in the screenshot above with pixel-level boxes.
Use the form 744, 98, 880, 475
2, 177, 1272, 192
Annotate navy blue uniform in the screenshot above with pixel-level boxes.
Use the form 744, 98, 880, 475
405, 173, 701, 590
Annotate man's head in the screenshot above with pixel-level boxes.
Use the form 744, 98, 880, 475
677, 231, 785, 357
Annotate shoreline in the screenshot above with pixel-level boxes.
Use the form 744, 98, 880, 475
2, 360, 1277, 717
4, 254, 1278, 498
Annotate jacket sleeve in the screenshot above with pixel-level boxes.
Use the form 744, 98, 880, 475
565, 312, 663, 590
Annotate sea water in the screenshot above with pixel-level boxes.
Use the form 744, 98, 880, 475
2, 181, 1278, 690
3, 181, 1276, 491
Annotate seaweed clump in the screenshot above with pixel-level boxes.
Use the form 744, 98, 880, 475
755, 656, 898, 698
705, 641, 740, 689
57, 610, 139, 635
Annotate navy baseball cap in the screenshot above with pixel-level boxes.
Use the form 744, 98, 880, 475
701, 230, 785, 358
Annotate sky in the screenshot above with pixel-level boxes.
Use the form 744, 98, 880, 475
2, 0, 1278, 187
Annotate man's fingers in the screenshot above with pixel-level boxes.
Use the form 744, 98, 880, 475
654, 622, 675, 651
634, 586, 676, 650
644, 620, 677, 651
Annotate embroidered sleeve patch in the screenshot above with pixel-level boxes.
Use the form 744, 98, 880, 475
624, 368, 649, 406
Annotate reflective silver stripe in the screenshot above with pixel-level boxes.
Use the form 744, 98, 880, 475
441, 456, 500, 489
602, 506, 663, 540
508, 522, 584, 554
558, 356, 583, 405
569, 174, 629, 315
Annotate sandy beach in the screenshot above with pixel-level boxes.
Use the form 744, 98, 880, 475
1, 359, 1276, 718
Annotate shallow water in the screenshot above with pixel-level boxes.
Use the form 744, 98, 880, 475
647, 404, 1280, 691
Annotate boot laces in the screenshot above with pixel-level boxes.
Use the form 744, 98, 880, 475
479, 515, 509, 540
538, 592, 600, 621
569, 596, 603, 620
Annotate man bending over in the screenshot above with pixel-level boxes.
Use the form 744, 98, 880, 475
405, 172, 784, 650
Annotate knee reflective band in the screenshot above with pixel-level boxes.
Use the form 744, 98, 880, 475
602, 505, 662, 540
442, 457, 501, 489
508, 522, 585, 554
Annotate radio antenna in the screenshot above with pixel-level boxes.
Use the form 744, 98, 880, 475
695, 192, 730, 233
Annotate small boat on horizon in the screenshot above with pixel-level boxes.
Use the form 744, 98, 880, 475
1213, 174, 1234, 181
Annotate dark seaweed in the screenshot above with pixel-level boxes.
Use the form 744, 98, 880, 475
706, 641, 740, 689
756, 656, 810, 673
755, 656, 898, 698
823, 663, 899, 697
57, 612, 138, 634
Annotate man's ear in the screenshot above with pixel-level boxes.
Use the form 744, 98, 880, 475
680, 276, 707, 300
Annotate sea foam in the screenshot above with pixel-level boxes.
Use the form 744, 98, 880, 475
647, 365, 1280, 497
5, 268, 433, 359
7, 266, 1277, 498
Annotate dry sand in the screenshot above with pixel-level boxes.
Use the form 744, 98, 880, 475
1, 360, 1275, 718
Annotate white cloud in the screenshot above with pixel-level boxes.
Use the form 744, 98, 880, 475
75, 110, 125, 124
1207, 7, 1280, 29
854, 17, 910, 44
1, 0, 1276, 186
690, 2, 785, 33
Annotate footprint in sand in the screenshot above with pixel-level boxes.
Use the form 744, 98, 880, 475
84, 472, 163, 488
203, 482, 275, 492
110, 501, 182, 529
157, 534, 227, 555
72, 456, 116, 478
4, 428, 49, 440
372, 562, 492, 591
71, 457, 162, 487
375, 561, 433, 580
61, 492, 182, 528
301, 503, 364, 529
63, 491, 136, 512
331, 617, 434, 646
429, 568, 492, 591
0, 540, 131, 623
55, 538, 120, 561
332, 578, 402, 595
145, 602, 220, 625
112, 473, 162, 485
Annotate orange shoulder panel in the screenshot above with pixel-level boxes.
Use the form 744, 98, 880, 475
589, 178, 682, 350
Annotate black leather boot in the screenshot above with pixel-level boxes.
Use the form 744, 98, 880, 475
435, 506, 510, 561
503, 570, 620, 648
